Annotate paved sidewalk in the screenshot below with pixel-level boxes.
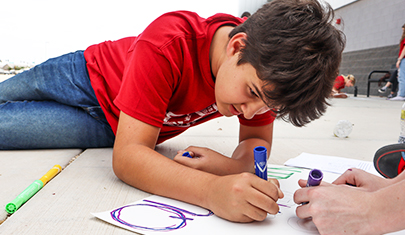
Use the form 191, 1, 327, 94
0, 95, 404, 234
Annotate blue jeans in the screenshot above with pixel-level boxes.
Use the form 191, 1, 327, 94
0, 51, 115, 149
398, 59, 405, 97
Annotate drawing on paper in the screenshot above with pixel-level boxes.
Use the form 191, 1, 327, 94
268, 167, 301, 179
287, 217, 319, 234
277, 190, 296, 209
110, 199, 213, 232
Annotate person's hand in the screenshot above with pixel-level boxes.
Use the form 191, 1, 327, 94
206, 173, 283, 222
333, 168, 392, 192
174, 146, 248, 175
397, 59, 401, 69
294, 182, 379, 235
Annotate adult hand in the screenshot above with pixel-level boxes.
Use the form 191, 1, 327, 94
207, 172, 283, 222
294, 183, 379, 235
332, 168, 392, 191
174, 146, 248, 175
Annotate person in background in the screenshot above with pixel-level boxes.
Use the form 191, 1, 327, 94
378, 69, 398, 99
331, 74, 355, 98
389, 23, 405, 101
241, 11, 251, 18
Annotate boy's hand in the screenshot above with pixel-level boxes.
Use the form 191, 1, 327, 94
174, 146, 249, 175
206, 173, 283, 222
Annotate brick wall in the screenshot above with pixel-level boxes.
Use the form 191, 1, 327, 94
338, 45, 399, 96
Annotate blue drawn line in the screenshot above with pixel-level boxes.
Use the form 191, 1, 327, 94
110, 199, 213, 232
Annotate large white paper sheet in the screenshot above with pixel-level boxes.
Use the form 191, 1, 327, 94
93, 165, 339, 235
284, 152, 381, 176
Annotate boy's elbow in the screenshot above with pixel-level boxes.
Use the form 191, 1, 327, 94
112, 148, 126, 180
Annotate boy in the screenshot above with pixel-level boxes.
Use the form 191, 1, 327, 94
0, 0, 344, 222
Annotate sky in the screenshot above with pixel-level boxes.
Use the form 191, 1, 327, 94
0, 0, 348, 65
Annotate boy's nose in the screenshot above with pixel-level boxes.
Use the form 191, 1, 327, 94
242, 102, 270, 119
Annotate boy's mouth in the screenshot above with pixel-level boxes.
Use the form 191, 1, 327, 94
230, 105, 242, 116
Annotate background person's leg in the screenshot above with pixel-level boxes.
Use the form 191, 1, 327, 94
398, 60, 405, 97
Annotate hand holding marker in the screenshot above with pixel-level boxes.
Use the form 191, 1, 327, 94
182, 151, 192, 158
302, 168, 323, 205
5, 165, 62, 214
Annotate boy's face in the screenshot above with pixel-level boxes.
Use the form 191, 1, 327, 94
345, 80, 354, 88
215, 52, 273, 119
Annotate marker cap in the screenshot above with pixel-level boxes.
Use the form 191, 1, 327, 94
182, 152, 192, 158
306, 169, 323, 187
39, 164, 62, 185
254, 146, 268, 180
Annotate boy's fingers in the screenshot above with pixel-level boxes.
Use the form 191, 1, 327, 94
247, 190, 280, 216
269, 180, 284, 198
250, 178, 282, 214
243, 205, 271, 221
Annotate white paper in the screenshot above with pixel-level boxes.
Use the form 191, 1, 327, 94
93, 165, 339, 235
284, 152, 381, 176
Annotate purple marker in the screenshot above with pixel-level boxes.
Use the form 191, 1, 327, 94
302, 169, 323, 205
306, 169, 323, 187
254, 146, 267, 181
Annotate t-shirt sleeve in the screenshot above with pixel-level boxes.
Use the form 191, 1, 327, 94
114, 40, 174, 128
238, 110, 276, 126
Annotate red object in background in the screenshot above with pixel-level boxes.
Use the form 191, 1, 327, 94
336, 18, 341, 25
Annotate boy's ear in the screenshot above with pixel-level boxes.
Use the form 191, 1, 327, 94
226, 32, 247, 57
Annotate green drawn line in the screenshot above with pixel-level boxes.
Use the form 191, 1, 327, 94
267, 167, 302, 179
268, 173, 294, 179
268, 167, 302, 172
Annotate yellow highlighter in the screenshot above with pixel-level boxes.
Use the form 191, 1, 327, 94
5, 165, 62, 214
39, 165, 62, 185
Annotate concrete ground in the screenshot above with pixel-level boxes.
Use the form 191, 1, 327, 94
0, 72, 404, 234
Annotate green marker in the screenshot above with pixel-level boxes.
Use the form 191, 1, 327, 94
5, 165, 62, 214
6, 180, 43, 214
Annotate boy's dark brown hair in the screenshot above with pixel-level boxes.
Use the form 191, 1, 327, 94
230, 0, 345, 127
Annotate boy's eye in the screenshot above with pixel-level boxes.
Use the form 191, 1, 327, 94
250, 88, 259, 97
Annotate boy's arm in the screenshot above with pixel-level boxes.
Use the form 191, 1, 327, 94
231, 122, 274, 172
113, 111, 210, 206
173, 122, 273, 175
113, 111, 282, 222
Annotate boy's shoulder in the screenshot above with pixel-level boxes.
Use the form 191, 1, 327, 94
141, 11, 243, 38
136, 11, 244, 51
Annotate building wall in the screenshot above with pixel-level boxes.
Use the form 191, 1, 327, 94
334, 0, 405, 96
335, 0, 404, 53
237, 0, 267, 17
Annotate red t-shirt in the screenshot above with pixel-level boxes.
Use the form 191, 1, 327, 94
84, 11, 275, 144
333, 75, 345, 91
399, 38, 405, 57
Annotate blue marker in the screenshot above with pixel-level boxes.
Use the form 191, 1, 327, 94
302, 169, 323, 205
182, 152, 192, 158
254, 146, 267, 180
